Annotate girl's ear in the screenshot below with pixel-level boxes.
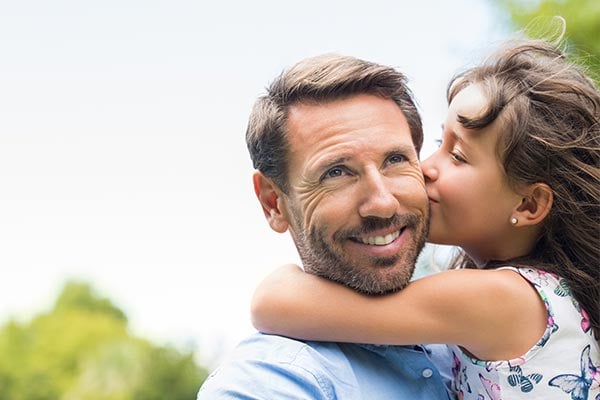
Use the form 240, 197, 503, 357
253, 171, 290, 233
512, 183, 553, 226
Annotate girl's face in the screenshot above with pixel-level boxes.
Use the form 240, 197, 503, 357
421, 84, 522, 265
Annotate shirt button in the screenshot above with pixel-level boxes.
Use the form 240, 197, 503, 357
422, 368, 433, 378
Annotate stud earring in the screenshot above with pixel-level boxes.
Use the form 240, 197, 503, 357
510, 217, 518, 225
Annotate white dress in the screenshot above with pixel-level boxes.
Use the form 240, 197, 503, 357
448, 267, 600, 400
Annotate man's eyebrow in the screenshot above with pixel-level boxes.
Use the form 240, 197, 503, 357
314, 144, 416, 172
315, 156, 350, 172
384, 145, 417, 158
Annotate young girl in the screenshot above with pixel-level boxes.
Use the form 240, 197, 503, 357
251, 38, 600, 400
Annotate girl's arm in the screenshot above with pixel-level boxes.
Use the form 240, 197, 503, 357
251, 264, 547, 361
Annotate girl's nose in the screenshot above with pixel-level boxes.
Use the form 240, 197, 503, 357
421, 153, 439, 182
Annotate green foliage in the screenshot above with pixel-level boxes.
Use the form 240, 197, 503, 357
132, 346, 208, 400
493, 0, 600, 83
0, 281, 208, 400
54, 282, 127, 323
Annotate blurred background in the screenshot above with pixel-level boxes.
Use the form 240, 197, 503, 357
0, 0, 597, 398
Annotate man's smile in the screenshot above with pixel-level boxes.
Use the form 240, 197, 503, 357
356, 230, 401, 246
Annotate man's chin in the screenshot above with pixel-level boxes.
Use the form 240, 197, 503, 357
352, 273, 412, 295
322, 264, 414, 295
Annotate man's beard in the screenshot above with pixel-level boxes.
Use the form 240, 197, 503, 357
291, 213, 428, 295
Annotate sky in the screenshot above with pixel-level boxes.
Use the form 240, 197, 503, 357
0, 0, 513, 368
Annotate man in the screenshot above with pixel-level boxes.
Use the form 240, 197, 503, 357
198, 54, 452, 399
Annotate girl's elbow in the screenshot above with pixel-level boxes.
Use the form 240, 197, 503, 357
250, 291, 279, 333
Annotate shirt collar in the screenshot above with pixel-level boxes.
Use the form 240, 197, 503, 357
357, 344, 426, 356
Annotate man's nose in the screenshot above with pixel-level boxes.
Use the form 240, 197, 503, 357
357, 172, 397, 219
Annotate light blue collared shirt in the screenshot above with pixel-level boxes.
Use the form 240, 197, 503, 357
198, 333, 453, 399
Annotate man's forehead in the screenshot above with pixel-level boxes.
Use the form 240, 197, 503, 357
285, 106, 418, 176
286, 95, 412, 140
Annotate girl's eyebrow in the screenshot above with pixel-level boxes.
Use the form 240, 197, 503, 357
451, 131, 464, 143
448, 130, 471, 150
440, 125, 461, 143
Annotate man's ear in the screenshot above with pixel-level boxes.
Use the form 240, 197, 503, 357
512, 183, 553, 226
253, 171, 289, 233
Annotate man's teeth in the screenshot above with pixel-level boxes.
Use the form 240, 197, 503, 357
359, 231, 400, 246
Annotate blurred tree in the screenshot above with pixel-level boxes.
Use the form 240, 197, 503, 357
493, 0, 600, 83
0, 281, 208, 400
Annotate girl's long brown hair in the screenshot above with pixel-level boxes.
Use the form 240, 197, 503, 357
448, 38, 600, 339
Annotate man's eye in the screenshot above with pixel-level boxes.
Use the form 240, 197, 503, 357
323, 167, 346, 180
387, 154, 407, 164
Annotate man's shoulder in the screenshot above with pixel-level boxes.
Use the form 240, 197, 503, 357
220, 333, 426, 368
197, 333, 352, 399
198, 334, 452, 399
226, 332, 352, 366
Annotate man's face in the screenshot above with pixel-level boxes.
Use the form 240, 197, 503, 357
280, 94, 429, 294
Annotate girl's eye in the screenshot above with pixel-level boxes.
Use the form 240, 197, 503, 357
450, 151, 467, 163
